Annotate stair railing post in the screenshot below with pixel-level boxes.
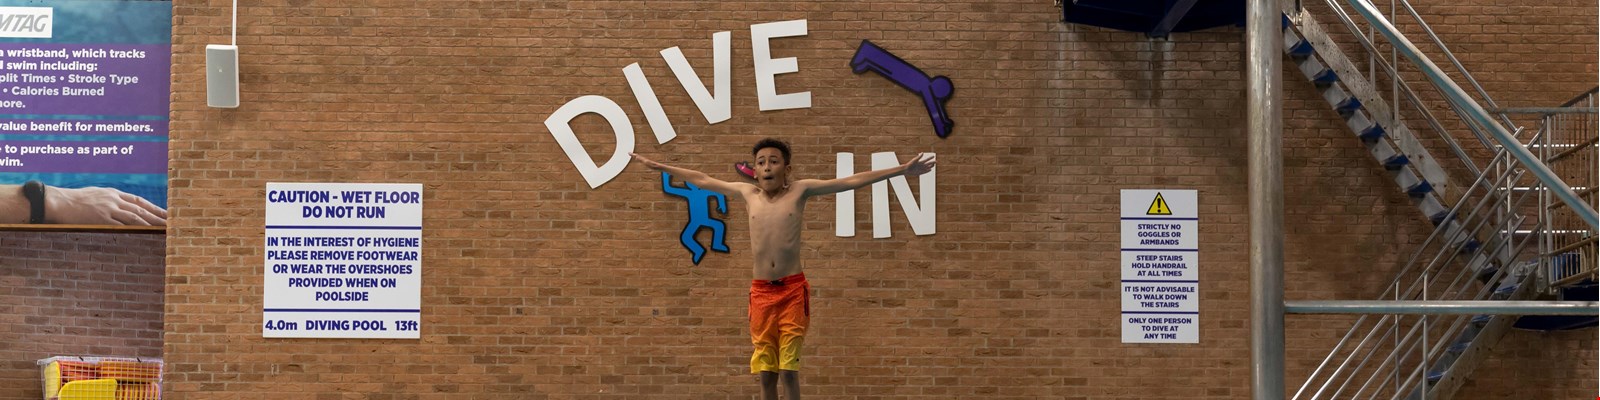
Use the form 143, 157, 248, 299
1247, 0, 1286, 398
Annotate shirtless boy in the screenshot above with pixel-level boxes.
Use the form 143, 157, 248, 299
631, 138, 935, 400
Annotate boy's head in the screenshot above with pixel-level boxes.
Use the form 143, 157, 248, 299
751, 138, 792, 191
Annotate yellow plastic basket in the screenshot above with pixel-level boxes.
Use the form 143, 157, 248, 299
37, 357, 161, 400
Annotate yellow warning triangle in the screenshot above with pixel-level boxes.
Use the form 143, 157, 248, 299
1146, 193, 1172, 215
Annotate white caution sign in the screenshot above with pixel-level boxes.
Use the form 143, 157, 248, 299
1120, 189, 1198, 344
263, 183, 424, 339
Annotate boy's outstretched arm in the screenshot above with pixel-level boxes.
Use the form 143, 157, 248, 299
632, 153, 752, 197
800, 153, 937, 197
660, 171, 691, 195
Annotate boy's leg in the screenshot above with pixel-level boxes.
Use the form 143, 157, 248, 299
752, 282, 783, 399
774, 280, 808, 399
759, 371, 779, 400
780, 370, 800, 400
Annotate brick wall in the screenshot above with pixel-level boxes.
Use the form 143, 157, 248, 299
0, 232, 164, 400
155, 0, 1594, 399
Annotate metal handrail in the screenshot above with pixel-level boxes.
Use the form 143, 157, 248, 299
1358, 250, 1532, 400
1348, 311, 1432, 399
1315, 0, 1592, 213
1298, 149, 1523, 399
1302, 139, 1542, 399
1395, 166, 1542, 396
1386, 215, 1539, 400
1376, 99, 1587, 396
1396, 0, 1516, 131
1341, 0, 1598, 230
1403, 222, 1534, 380
1372, 171, 1540, 400
1349, 212, 1533, 400
1347, 160, 1541, 400
1309, 0, 1486, 177
1384, 148, 1523, 308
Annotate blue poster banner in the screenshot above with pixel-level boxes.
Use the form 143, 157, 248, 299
0, 0, 171, 227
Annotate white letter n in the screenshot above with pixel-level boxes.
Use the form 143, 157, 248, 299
834, 152, 936, 238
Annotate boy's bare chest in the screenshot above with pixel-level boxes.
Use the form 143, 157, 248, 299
746, 193, 805, 228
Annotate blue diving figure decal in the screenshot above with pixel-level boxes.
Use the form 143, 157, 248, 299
661, 171, 730, 264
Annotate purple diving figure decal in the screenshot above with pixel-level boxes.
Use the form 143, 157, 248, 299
850, 39, 955, 138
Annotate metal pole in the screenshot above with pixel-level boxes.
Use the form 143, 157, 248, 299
1247, 0, 1285, 398
1285, 300, 1600, 315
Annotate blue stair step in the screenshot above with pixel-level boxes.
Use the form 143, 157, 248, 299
1424, 324, 1485, 388
1287, 38, 1314, 57
1471, 314, 1491, 325
1430, 217, 1478, 254
1369, 140, 1401, 167
1358, 124, 1385, 141
1394, 168, 1432, 199
1310, 69, 1338, 84
1345, 112, 1384, 141
1491, 282, 1517, 300
1336, 97, 1362, 114
1406, 180, 1434, 196
1296, 57, 1339, 84
1496, 282, 1518, 294
1429, 210, 1453, 226
1429, 212, 1450, 225
1283, 28, 1314, 57
1382, 154, 1410, 170
1427, 217, 1480, 255
1322, 85, 1362, 113
1475, 264, 1500, 283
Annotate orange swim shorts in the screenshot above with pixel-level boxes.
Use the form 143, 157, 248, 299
749, 273, 810, 373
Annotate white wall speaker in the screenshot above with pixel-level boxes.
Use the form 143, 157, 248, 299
206, 44, 239, 108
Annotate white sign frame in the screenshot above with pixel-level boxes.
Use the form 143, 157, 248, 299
1120, 189, 1198, 344
263, 182, 423, 339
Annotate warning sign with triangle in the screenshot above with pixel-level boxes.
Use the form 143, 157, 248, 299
1146, 193, 1172, 215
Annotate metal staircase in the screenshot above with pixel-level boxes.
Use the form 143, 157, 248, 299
1281, 8, 1486, 256
1282, 1, 1599, 399
1054, 1, 1597, 397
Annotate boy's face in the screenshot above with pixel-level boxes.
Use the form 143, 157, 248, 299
754, 147, 789, 192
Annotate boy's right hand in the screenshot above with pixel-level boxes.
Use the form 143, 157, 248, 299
630, 153, 664, 170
